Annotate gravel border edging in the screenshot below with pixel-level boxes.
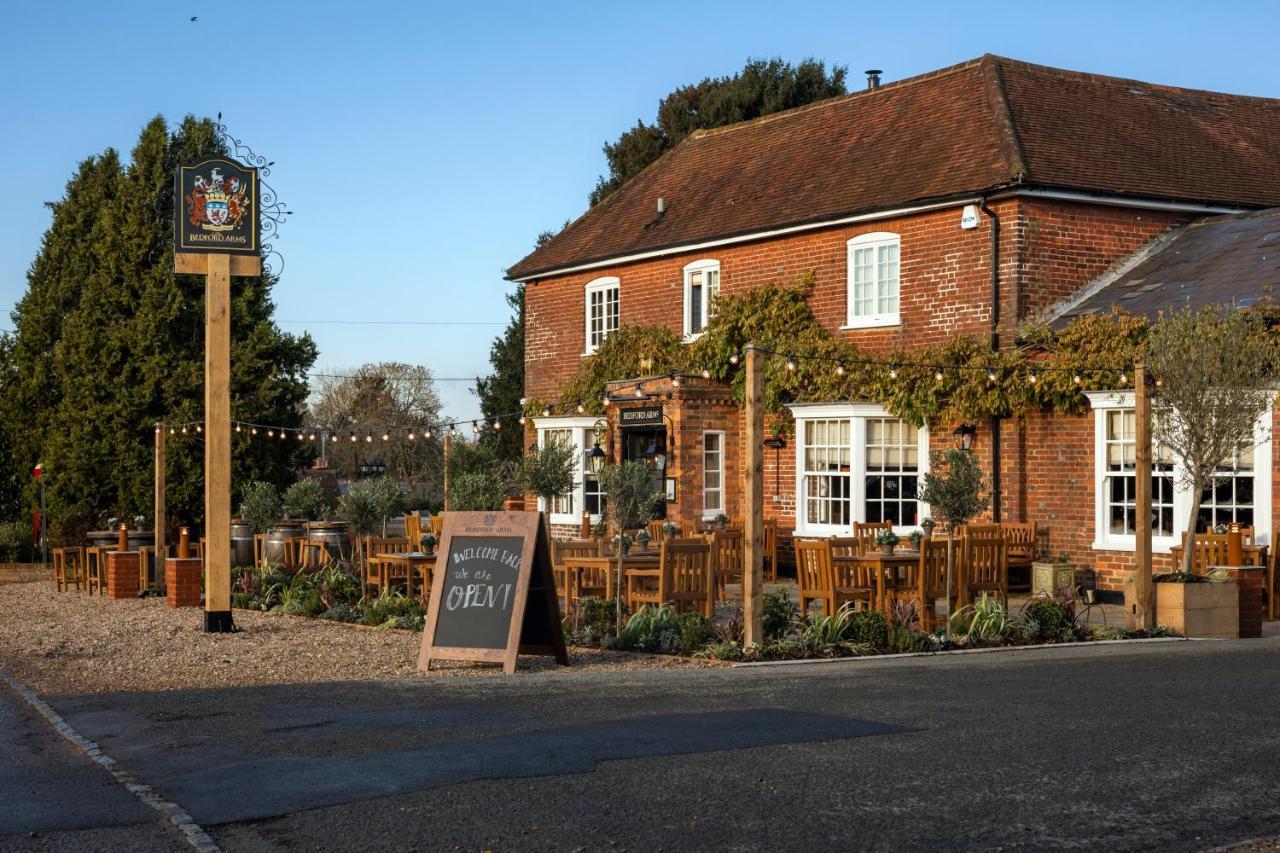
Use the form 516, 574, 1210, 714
0, 668, 222, 853
731, 636, 1191, 668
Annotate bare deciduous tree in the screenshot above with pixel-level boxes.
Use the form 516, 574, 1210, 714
1147, 305, 1277, 575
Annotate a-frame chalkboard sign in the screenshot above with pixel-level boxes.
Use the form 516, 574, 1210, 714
417, 511, 568, 674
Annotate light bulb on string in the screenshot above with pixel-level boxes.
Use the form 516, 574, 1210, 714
365, 433, 373, 443
701, 368, 711, 379
519, 397, 527, 406
182, 426, 188, 435
169, 427, 175, 435
349, 433, 357, 442
889, 368, 898, 380
729, 353, 739, 365
576, 403, 585, 414
267, 430, 274, 438
235, 424, 242, 433
1027, 372, 1037, 384
785, 357, 796, 372
1120, 372, 1127, 384
987, 371, 997, 383
934, 371, 943, 382
493, 420, 501, 431
471, 423, 479, 435
518, 416, 526, 426
672, 375, 681, 388
835, 364, 845, 377
542, 405, 552, 418
251, 428, 258, 435
382, 432, 389, 441
424, 429, 433, 439
634, 386, 644, 398
297, 432, 304, 441
408, 431, 416, 441
330, 434, 337, 443
1073, 375, 1082, 385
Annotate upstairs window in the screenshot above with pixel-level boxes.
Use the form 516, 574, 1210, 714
683, 259, 721, 339
584, 276, 619, 354
845, 232, 900, 329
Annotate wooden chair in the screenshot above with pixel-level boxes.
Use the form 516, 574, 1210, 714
363, 536, 412, 594
626, 541, 714, 618
960, 535, 1007, 605
84, 546, 113, 596
138, 545, 157, 591
52, 547, 83, 592
404, 513, 422, 548
1181, 532, 1231, 573
1267, 547, 1278, 622
710, 528, 744, 600
428, 514, 444, 537
901, 539, 953, 632
646, 520, 667, 542
795, 538, 873, 616
1001, 521, 1037, 593
851, 521, 891, 555
552, 538, 602, 601
762, 519, 779, 582
961, 523, 1002, 539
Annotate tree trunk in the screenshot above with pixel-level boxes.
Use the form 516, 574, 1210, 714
1180, 488, 1205, 577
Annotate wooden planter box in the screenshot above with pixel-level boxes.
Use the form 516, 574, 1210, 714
1156, 581, 1239, 639
1031, 562, 1076, 597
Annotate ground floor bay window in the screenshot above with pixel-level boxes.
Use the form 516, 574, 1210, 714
533, 417, 605, 526
1086, 392, 1273, 552
788, 403, 930, 536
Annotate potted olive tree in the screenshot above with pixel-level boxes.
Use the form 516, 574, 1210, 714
597, 461, 664, 629
1145, 305, 1274, 636
239, 481, 283, 568
918, 448, 991, 635
519, 439, 578, 529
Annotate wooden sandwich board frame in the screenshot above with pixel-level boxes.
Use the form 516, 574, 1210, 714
417, 511, 568, 674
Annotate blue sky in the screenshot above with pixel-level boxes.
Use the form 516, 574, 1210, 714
4, 0, 1280, 423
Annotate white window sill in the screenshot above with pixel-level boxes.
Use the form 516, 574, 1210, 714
1090, 538, 1176, 555
682, 332, 706, 344
841, 316, 901, 331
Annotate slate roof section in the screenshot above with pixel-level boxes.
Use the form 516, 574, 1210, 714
508, 55, 1280, 281
1048, 208, 1280, 328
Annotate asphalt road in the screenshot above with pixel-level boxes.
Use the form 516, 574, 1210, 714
8, 637, 1280, 852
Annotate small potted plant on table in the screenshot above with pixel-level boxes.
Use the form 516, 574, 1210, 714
875, 529, 900, 556
713, 512, 730, 530
419, 532, 437, 557
612, 533, 633, 556
662, 521, 678, 541
634, 527, 652, 550
908, 530, 924, 551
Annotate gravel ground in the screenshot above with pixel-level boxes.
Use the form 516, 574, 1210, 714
0, 580, 716, 696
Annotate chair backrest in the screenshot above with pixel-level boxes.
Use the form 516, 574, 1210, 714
963, 536, 1007, 588
404, 514, 422, 546
710, 529, 744, 577
1000, 522, 1037, 558
428, 514, 444, 536
659, 541, 713, 612
553, 538, 601, 566
647, 520, 667, 541
919, 539, 950, 598
963, 523, 1003, 540
851, 521, 890, 553
828, 536, 862, 558
365, 537, 412, 558
1182, 532, 1231, 572
764, 518, 778, 552
794, 538, 835, 598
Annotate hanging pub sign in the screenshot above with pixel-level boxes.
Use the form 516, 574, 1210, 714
174, 158, 259, 255
619, 405, 663, 427
418, 511, 567, 674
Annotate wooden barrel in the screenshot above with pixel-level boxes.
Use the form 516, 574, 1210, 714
264, 522, 307, 569
230, 520, 254, 568
306, 521, 350, 566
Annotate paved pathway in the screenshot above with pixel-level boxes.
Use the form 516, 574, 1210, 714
16, 635, 1280, 851
0, 683, 183, 852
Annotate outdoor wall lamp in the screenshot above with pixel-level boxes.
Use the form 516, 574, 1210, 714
953, 423, 977, 451
588, 419, 610, 474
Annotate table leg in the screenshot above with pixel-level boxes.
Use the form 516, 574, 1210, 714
876, 565, 887, 615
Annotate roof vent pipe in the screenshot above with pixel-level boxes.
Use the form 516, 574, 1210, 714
865, 69, 882, 90
656, 197, 666, 217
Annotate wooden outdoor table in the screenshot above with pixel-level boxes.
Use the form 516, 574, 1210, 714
834, 551, 920, 613
377, 552, 437, 602
564, 553, 660, 601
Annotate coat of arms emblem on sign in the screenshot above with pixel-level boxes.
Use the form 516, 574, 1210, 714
186, 167, 250, 232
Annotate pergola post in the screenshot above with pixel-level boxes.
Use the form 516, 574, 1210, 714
154, 422, 166, 583
743, 344, 765, 647
1133, 362, 1155, 629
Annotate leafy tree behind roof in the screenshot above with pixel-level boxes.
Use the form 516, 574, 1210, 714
589, 57, 848, 206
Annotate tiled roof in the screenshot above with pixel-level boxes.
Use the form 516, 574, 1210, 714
508, 55, 1280, 281
1048, 208, 1280, 328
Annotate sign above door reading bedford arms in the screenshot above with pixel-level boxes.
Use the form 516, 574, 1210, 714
620, 406, 663, 426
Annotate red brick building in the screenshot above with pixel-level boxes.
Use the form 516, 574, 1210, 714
506, 55, 1280, 593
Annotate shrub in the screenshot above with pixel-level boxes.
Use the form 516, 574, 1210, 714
1024, 597, 1073, 642
314, 564, 361, 610
763, 590, 800, 641
676, 612, 714, 652
887, 627, 939, 653
282, 478, 331, 521
607, 605, 710, 653
846, 609, 889, 648
950, 594, 1030, 645
239, 481, 283, 534
0, 521, 28, 563
361, 590, 423, 629
318, 603, 361, 623
565, 596, 626, 645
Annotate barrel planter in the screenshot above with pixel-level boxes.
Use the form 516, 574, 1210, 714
306, 521, 351, 567
230, 520, 255, 568
264, 522, 307, 570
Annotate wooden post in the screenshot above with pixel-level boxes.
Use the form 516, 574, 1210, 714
743, 345, 765, 647
154, 423, 166, 575
175, 251, 259, 632
443, 431, 453, 512
1134, 362, 1155, 630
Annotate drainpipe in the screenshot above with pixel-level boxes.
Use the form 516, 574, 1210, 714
980, 198, 1002, 523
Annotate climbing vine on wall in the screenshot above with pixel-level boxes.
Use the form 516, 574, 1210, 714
532, 275, 1170, 427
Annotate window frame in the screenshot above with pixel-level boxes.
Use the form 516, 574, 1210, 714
702, 429, 725, 519
788, 403, 930, 537
583, 276, 620, 355
1086, 391, 1273, 552
682, 259, 721, 340
533, 416, 602, 525
843, 232, 901, 330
